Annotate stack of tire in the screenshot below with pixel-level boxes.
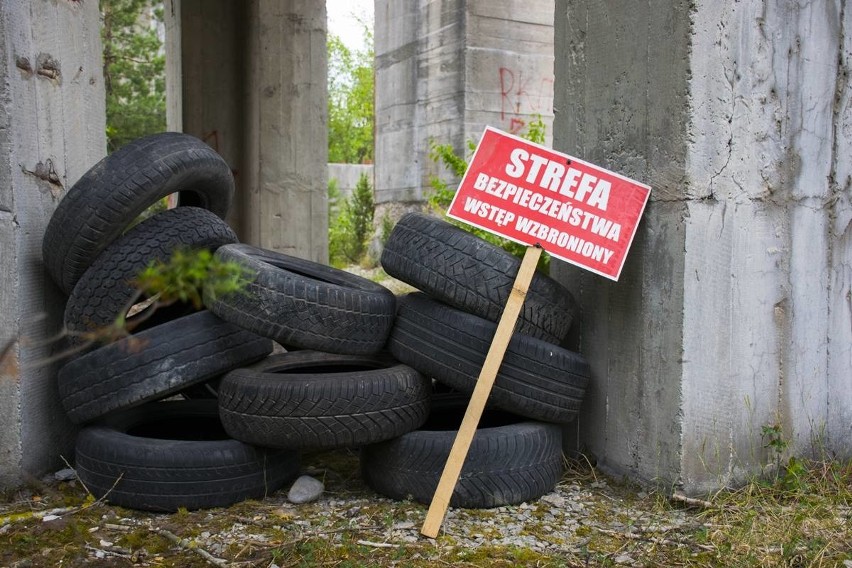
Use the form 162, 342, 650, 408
362, 212, 592, 509
43, 133, 429, 512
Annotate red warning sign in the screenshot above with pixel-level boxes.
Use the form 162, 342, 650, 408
447, 127, 651, 281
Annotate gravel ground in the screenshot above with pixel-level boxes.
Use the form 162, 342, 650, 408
0, 450, 719, 568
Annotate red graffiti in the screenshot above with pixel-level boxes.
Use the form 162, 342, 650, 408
508, 118, 526, 134
499, 67, 553, 129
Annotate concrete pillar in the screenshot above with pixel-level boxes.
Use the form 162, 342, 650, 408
0, 0, 106, 487
169, 0, 328, 263
163, 0, 182, 133
374, 0, 554, 209
554, 0, 852, 493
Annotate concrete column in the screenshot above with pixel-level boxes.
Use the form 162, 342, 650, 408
554, 0, 852, 493
163, 0, 182, 133
172, 0, 247, 237
374, 0, 554, 209
170, 0, 328, 263
244, 0, 328, 263
0, 0, 106, 487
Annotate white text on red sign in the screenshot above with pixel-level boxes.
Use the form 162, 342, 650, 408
447, 127, 651, 280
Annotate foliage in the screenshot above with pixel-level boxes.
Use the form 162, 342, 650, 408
101, 0, 166, 153
44, 247, 253, 361
378, 212, 395, 247
761, 422, 809, 492
327, 178, 343, 221
329, 173, 375, 267
427, 116, 550, 272
348, 172, 376, 257
761, 422, 788, 456
328, 178, 347, 265
135, 248, 254, 312
328, 29, 374, 164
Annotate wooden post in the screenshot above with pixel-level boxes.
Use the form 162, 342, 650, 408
420, 245, 543, 538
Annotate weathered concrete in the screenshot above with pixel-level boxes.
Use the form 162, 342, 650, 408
163, 0, 182, 133
374, 0, 554, 207
328, 163, 374, 200
0, 0, 105, 487
168, 0, 328, 263
554, 0, 852, 493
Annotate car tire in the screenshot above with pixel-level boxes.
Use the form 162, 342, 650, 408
218, 350, 431, 450
388, 293, 590, 424
43, 132, 234, 293
204, 244, 396, 355
361, 394, 563, 508
64, 207, 237, 343
75, 400, 300, 512
58, 311, 272, 424
380, 212, 576, 343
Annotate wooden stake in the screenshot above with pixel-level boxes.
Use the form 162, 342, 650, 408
420, 245, 543, 538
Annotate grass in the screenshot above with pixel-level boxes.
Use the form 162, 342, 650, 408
680, 459, 852, 567
0, 452, 849, 567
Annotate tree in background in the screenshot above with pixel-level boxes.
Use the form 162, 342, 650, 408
101, 0, 166, 153
329, 173, 375, 267
328, 29, 374, 164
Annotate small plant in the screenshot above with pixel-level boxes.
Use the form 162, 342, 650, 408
135, 247, 254, 312
54, 247, 252, 353
426, 116, 550, 272
761, 423, 788, 455
761, 422, 808, 491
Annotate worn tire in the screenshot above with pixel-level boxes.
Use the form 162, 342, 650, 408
43, 132, 234, 294
380, 212, 576, 343
204, 244, 396, 354
58, 311, 272, 424
361, 394, 563, 508
388, 293, 590, 423
218, 351, 431, 450
64, 207, 238, 342
75, 400, 300, 512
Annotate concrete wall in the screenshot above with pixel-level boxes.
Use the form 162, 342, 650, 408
0, 0, 105, 487
168, 0, 328, 263
374, 0, 554, 207
328, 163, 374, 200
554, 0, 852, 493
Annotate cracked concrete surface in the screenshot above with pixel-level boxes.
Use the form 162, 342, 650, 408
554, 0, 852, 494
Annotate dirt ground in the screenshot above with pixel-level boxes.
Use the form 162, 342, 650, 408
1, 449, 850, 568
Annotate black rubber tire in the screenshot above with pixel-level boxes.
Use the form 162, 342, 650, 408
388, 293, 590, 423
380, 212, 577, 343
64, 207, 238, 342
361, 394, 563, 508
218, 351, 431, 450
204, 244, 396, 355
43, 132, 234, 294
58, 311, 272, 424
75, 400, 300, 512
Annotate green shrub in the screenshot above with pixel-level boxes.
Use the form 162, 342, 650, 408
329, 173, 375, 267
